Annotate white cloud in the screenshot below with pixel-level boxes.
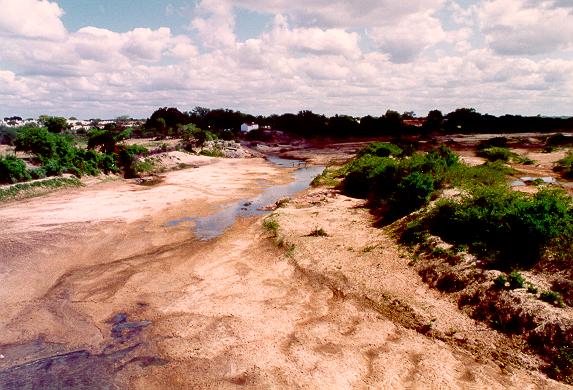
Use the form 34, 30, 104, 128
367, 12, 448, 63
191, 0, 236, 48
0, 0, 66, 40
476, 0, 573, 55
0, 0, 572, 118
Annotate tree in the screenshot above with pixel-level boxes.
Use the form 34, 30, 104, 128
39, 116, 69, 133
423, 109, 444, 133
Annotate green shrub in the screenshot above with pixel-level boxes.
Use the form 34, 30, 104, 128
342, 145, 459, 219
390, 171, 435, 215
426, 187, 573, 268
554, 151, 573, 178
263, 217, 279, 235
341, 155, 390, 198
546, 133, 573, 147
357, 142, 402, 158
540, 290, 565, 308
508, 271, 525, 289
28, 167, 46, 180
200, 148, 224, 157
477, 137, 508, 150
444, 161, 511, 189
494, 274, 508, 289
42, 158, 64, 176
0, 155, 30, 183
477, 147, 514, 162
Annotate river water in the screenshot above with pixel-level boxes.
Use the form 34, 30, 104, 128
166, 156, 324, 240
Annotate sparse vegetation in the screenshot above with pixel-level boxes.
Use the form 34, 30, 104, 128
263, 216, 279, 236
540, 290, 565, 308
554, 151, 573, 178
0, 177, 82, 202
308, 227, 328, 237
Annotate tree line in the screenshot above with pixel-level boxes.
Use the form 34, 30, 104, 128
142, 107, 573, 139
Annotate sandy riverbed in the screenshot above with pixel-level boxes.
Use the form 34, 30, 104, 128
0, 152, 568, 389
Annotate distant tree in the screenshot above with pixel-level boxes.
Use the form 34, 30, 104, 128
381, 110, 403, 134
87, 128, 130, 154
39, 116, 69, 133
422, 109, 444, 133
327, 115, 359, 137
444, 108, 482, 133
401, 111, 416, 119
146, 107, 190, 137
116, 115, 131, 122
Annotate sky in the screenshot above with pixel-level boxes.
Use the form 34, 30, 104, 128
0, 0, 572, 119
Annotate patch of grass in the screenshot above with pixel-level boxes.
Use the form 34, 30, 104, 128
308, 227, 328, 237
311, 168, 339, 187
362, 245, 376, 253
262, 216, 279, 236
527, 283, 538, 294
540, 290, 565, 308
477, 147, 514, 162
553, 151, 573, 179
0, 177, 82, 202
285, 244, 296, 257
200, 148, 225, 157
357, 142, 403, 158
133, 158, 155, 175
494, 274, 508, 289
512, 154, 535, 165
546, 346, 573, 384
508, 271, 525, 289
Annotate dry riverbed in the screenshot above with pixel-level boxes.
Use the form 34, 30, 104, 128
0, 151, 568, 388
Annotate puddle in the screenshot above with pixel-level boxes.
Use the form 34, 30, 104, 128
166, 156, 324, 240
0, 313, 165, 390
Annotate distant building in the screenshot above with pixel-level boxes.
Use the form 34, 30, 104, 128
403, 118, 426, 127
240, 122, 259, 132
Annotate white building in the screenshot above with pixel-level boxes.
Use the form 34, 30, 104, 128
240, 122, 259, 132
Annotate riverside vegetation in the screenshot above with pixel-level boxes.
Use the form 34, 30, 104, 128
319, 142, 573, 383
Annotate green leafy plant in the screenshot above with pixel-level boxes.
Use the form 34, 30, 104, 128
508, 271, 525, 289
0, 155, 31, 184
540, 290, 565, 308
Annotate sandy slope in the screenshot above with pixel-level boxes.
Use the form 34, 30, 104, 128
0, 155, 567, 388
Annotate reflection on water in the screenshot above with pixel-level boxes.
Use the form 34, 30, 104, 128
166, 156, 324, 240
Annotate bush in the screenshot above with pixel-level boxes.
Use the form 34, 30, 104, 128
341, 155, 390, 198
445, 161, 511, 189
477, 147, 514, 162
390, 171, 435, 215
0, 155, 30, 183
477, 137, 508, 150
426, 187, 573, 268
28, 167, 46, 180
357, 142, 402, 158
546, 133, 573, 147
508, 271, 525, 289
540, 291, 565, 308
342, 145, 458, 218
494, 274, 508, 289
43, 158, 64, 176
554, 151, 573, 178
0, 126, 18, 145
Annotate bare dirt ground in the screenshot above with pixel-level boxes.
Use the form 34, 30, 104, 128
0, 148, 569, 388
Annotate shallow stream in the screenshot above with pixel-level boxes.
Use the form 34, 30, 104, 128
166, 156, 324, 240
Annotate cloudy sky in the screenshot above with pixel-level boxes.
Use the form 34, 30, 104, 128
0, 0, 572, 119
